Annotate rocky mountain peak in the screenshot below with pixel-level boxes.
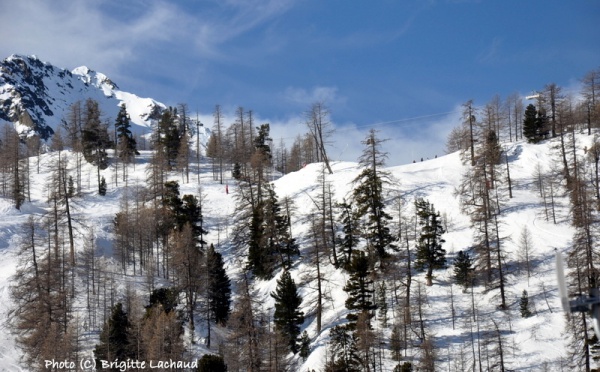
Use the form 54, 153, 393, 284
0, 54, 165, 140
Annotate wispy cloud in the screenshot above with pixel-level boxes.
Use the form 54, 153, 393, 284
283, 86, 346, 107
0, 0, 297, 78
477, 37, 503, 63
0, 1, 184, 73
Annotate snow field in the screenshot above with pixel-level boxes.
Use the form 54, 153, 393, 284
0, 133, 585, 370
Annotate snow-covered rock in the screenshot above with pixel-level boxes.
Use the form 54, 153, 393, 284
0, 54, 166, 139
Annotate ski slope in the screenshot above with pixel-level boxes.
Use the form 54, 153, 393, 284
0, 133, 588, 370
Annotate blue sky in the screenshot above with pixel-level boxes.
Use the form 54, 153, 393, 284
1, 0, 598, 164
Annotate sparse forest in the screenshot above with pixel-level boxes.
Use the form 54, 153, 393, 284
1, 66, 600, 372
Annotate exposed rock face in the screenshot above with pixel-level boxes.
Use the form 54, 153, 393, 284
0, 54, 165, 139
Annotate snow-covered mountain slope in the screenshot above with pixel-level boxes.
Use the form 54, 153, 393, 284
0, 133, 587, 370
0, 55, 165, 138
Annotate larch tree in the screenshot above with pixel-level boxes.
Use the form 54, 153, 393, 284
506, 92, 524, 142
581, 67, 600, 133
64, 100, 84, 195
140, 304, 185, 363
210, 104, 226, 183
305, 101, 334, 174
308, 163, 340, 268
224, 273, 264, 372
0, 124, 25, 210
458, 125, 508, 308
462, 99, 477, 166
543, 83, 563, 138
303, 214, 333, 334
171, 223, 202, 343
9, 216, 78, 369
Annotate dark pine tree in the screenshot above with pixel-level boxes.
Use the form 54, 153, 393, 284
247, 199, 272, 279
344, 251, 376, 327
232, 162, 242, 180
99, 176, 107, 196
114, 103, 138, 162
337, 199, 361, 268
156, 107, 180, 168
271, 270, 304, 353
82, 99, 112, 193
520, 290, 532, 318
263, 183, 299, 270
352, 130, 396, 265
414, 198, 446, 286
162, 180, 183, 228
299, 330, 311, 361
523, 104, 541, 143
207, 244, 232, 325
181, 194, 208, 246
94, 303, 133, 367
325, 325, 361, 372
453, 250, 473, 290
82, 98, 111, 169
149, 287, 179, 314
198, 354, 228, 372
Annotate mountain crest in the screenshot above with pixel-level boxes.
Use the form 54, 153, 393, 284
0, 54, 165, 139
72, 66, 119, 91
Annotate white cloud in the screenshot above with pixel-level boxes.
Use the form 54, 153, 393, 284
0, 0, 297, 79
0, 1, 183, 75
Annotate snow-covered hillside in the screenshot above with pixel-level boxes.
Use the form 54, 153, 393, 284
0, 55, 166, 138
0, 132, 587, 370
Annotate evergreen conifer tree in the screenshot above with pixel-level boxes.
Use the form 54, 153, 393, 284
246, 183, 298, 279
207, 244, 232, 325
149, 287, 179, 314
67, 175, 75, 198
81, 99, 111, 169
414, 198, 446, 286
99, 176, 107, 196
299, 331, 311, 360
94, 303, 133, 366
247, 200, 272, 279
453, 250, 473, 290
523, 104, 541, 143
520, 290, 532, 318
376, 282, 388, 326
81, 99, 111, 194
271, 270, 304, 353
114, 104, 138, 162
352, 129, 396, 264
326, 325, 361, 372
390, 324, 403, 361
198, 354, 228, 372
156, 108, 180, 167
263, 183, 299, 270
344, 251, 376, 326
337, 200, 361, 267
